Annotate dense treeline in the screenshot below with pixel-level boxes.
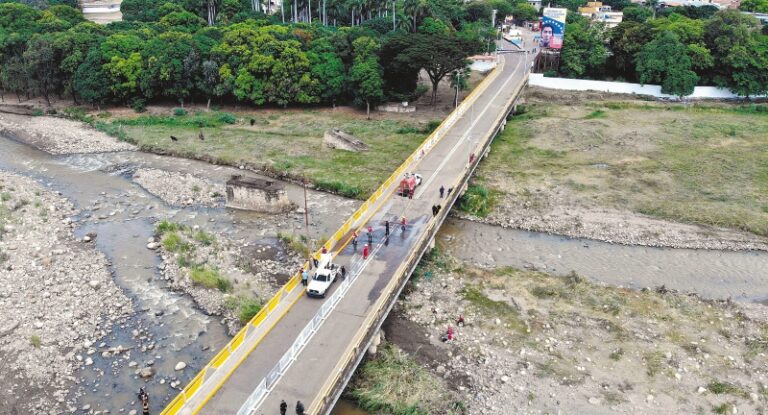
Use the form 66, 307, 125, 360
555, 3, 768, 97
0, 0, 515, 111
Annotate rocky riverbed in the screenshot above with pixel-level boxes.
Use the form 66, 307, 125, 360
376, 251, 768, 415
152, 222, 304, 334
0, 112, 135, 154
132, 168, 225, 208
0, 171, 133, 414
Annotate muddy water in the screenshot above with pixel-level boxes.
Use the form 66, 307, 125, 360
0, 134, 355, 414
440, 219, 768, 302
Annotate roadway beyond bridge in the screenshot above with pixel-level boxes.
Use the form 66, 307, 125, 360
165, 40, 531, 415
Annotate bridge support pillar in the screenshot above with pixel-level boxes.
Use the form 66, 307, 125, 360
367, 330, 384, 356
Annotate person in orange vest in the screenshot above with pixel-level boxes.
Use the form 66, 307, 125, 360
363, 243, 369, 259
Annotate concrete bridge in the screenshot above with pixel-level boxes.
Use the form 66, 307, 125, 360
162, 42, 531, 415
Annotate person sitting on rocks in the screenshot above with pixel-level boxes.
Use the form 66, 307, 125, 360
440, 325, 454, 342
457, 314, 465, 327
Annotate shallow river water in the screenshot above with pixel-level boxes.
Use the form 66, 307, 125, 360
1, 132, 767, 414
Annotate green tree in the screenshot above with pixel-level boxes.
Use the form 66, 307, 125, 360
621, 5, 652, 23
636, 31, 698, 98
740, 0, 768, 13
73, 48, 111, 108
395, 31, 476, 104
705, 10, 768, 96
307, 37, 346, 103
350, 36, 383, 118
609, 21, 653, 81
559, 20, 608, 78
140, 31, 198, 105
23, 33, 60, 105
512, 3, 538, 22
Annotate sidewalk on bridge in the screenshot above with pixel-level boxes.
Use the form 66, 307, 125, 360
178, 281, 305, 415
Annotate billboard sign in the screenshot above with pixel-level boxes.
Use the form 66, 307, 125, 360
540, 8, 567, 49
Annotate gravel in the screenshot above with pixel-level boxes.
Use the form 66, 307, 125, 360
0, 113, 135, 154
0, 172, 133, 414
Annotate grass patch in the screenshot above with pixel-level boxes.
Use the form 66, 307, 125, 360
162, 232, 193, 253
277, 231, 311, 257
0, 192, 10, 202
707, 381, 749, 398
584, 110, 606, 119
156, 220, 183, 235
224, 295, 263, 323
457, 184, 496, 217
189, 265, 232, 292
461, 286, 526, 332
713, 402, 734, 414
30, 335, 41, 348
609, 347, 625, 361
193, 230, 216, 246
643, 351, 665, 377
351, 345, 464, 415
111, 110, 428, 199
477, 101, 768, 237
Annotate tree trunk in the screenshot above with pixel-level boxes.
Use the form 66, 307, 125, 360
366, 101, 370, 119
207, 97, 211, 109
431, 80, 439, 105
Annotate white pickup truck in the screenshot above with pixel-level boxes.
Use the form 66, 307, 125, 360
306, 253, 339, 298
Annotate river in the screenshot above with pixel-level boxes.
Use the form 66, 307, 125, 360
1, 132, 766, 414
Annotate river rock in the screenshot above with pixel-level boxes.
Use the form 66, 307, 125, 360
138, 367, 155, 378
88, 280, 101, 290
174, 361, 187, 371
147, 242, 159, 250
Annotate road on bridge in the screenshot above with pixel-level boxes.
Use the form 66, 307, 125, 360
183, 41, 531, 415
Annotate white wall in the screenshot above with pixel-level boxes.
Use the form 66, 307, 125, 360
528, 73, 763, 100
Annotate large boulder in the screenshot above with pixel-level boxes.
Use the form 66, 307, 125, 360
323, 129, 370, 152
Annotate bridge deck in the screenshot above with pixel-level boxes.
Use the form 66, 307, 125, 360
184, 45, 529, 415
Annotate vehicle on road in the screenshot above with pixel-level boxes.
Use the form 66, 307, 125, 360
306, 253, 339, 298
397, 173, 423, 197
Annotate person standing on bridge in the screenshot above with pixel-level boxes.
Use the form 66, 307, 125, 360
341, 265, 347, 279
351, 230, 358, 251
439, 185, 445, 198
384, 220, 390, 238
280, 400, 287, 415
301, 268, 309, 286
296, 400, 305, 415
367, 226, 373, 245
363, 243, 369, 260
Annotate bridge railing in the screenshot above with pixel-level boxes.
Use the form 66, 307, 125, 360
162, 56, 502, 415
308, 57, 530, 415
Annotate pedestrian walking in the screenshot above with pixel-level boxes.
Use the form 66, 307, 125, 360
439, 185, 445, 198
469, 153, 476, 164
435, 204, 442, 215
432, 205, 437, 216
400, 216, 407, 231
385, 220, 390, 237
367, 227, 373, 245
457, 314, 465, 327
363, 243, 369, 260
301, 268, 309, 286
447, 187, 453, 196
351, 232, 358, 251
296, 400, 305, 415
341, 265, 347, 279
280, 400, 287, 415
312, 256, 319, 268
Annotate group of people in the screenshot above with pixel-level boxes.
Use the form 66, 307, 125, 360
280, 399, 305, 415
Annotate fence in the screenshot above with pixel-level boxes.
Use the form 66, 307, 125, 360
162, 56, 502, 415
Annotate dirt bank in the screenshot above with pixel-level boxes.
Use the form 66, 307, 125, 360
367, 250, 768, 415
0, 172, 132, 414
132, 168, 225, 208
0, 112, 135, 154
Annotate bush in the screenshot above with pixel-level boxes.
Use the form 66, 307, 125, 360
31, 109, 44, 116
193, 230, 215, 246
457, 185, 495, 217
218, 112, 237, 124
173, 108, 187, 116
131, 98, 146, 113
155, 220, 182, 235
313, 180, 363, 199
543, 70, 558, 77
424, 120, 441, 133
63, 107, 93, 123
238, 297, 263, 323
190, 266, 232, 292
162, 232, 193, 253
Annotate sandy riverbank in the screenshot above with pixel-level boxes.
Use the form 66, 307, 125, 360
0, 172, 133, 414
